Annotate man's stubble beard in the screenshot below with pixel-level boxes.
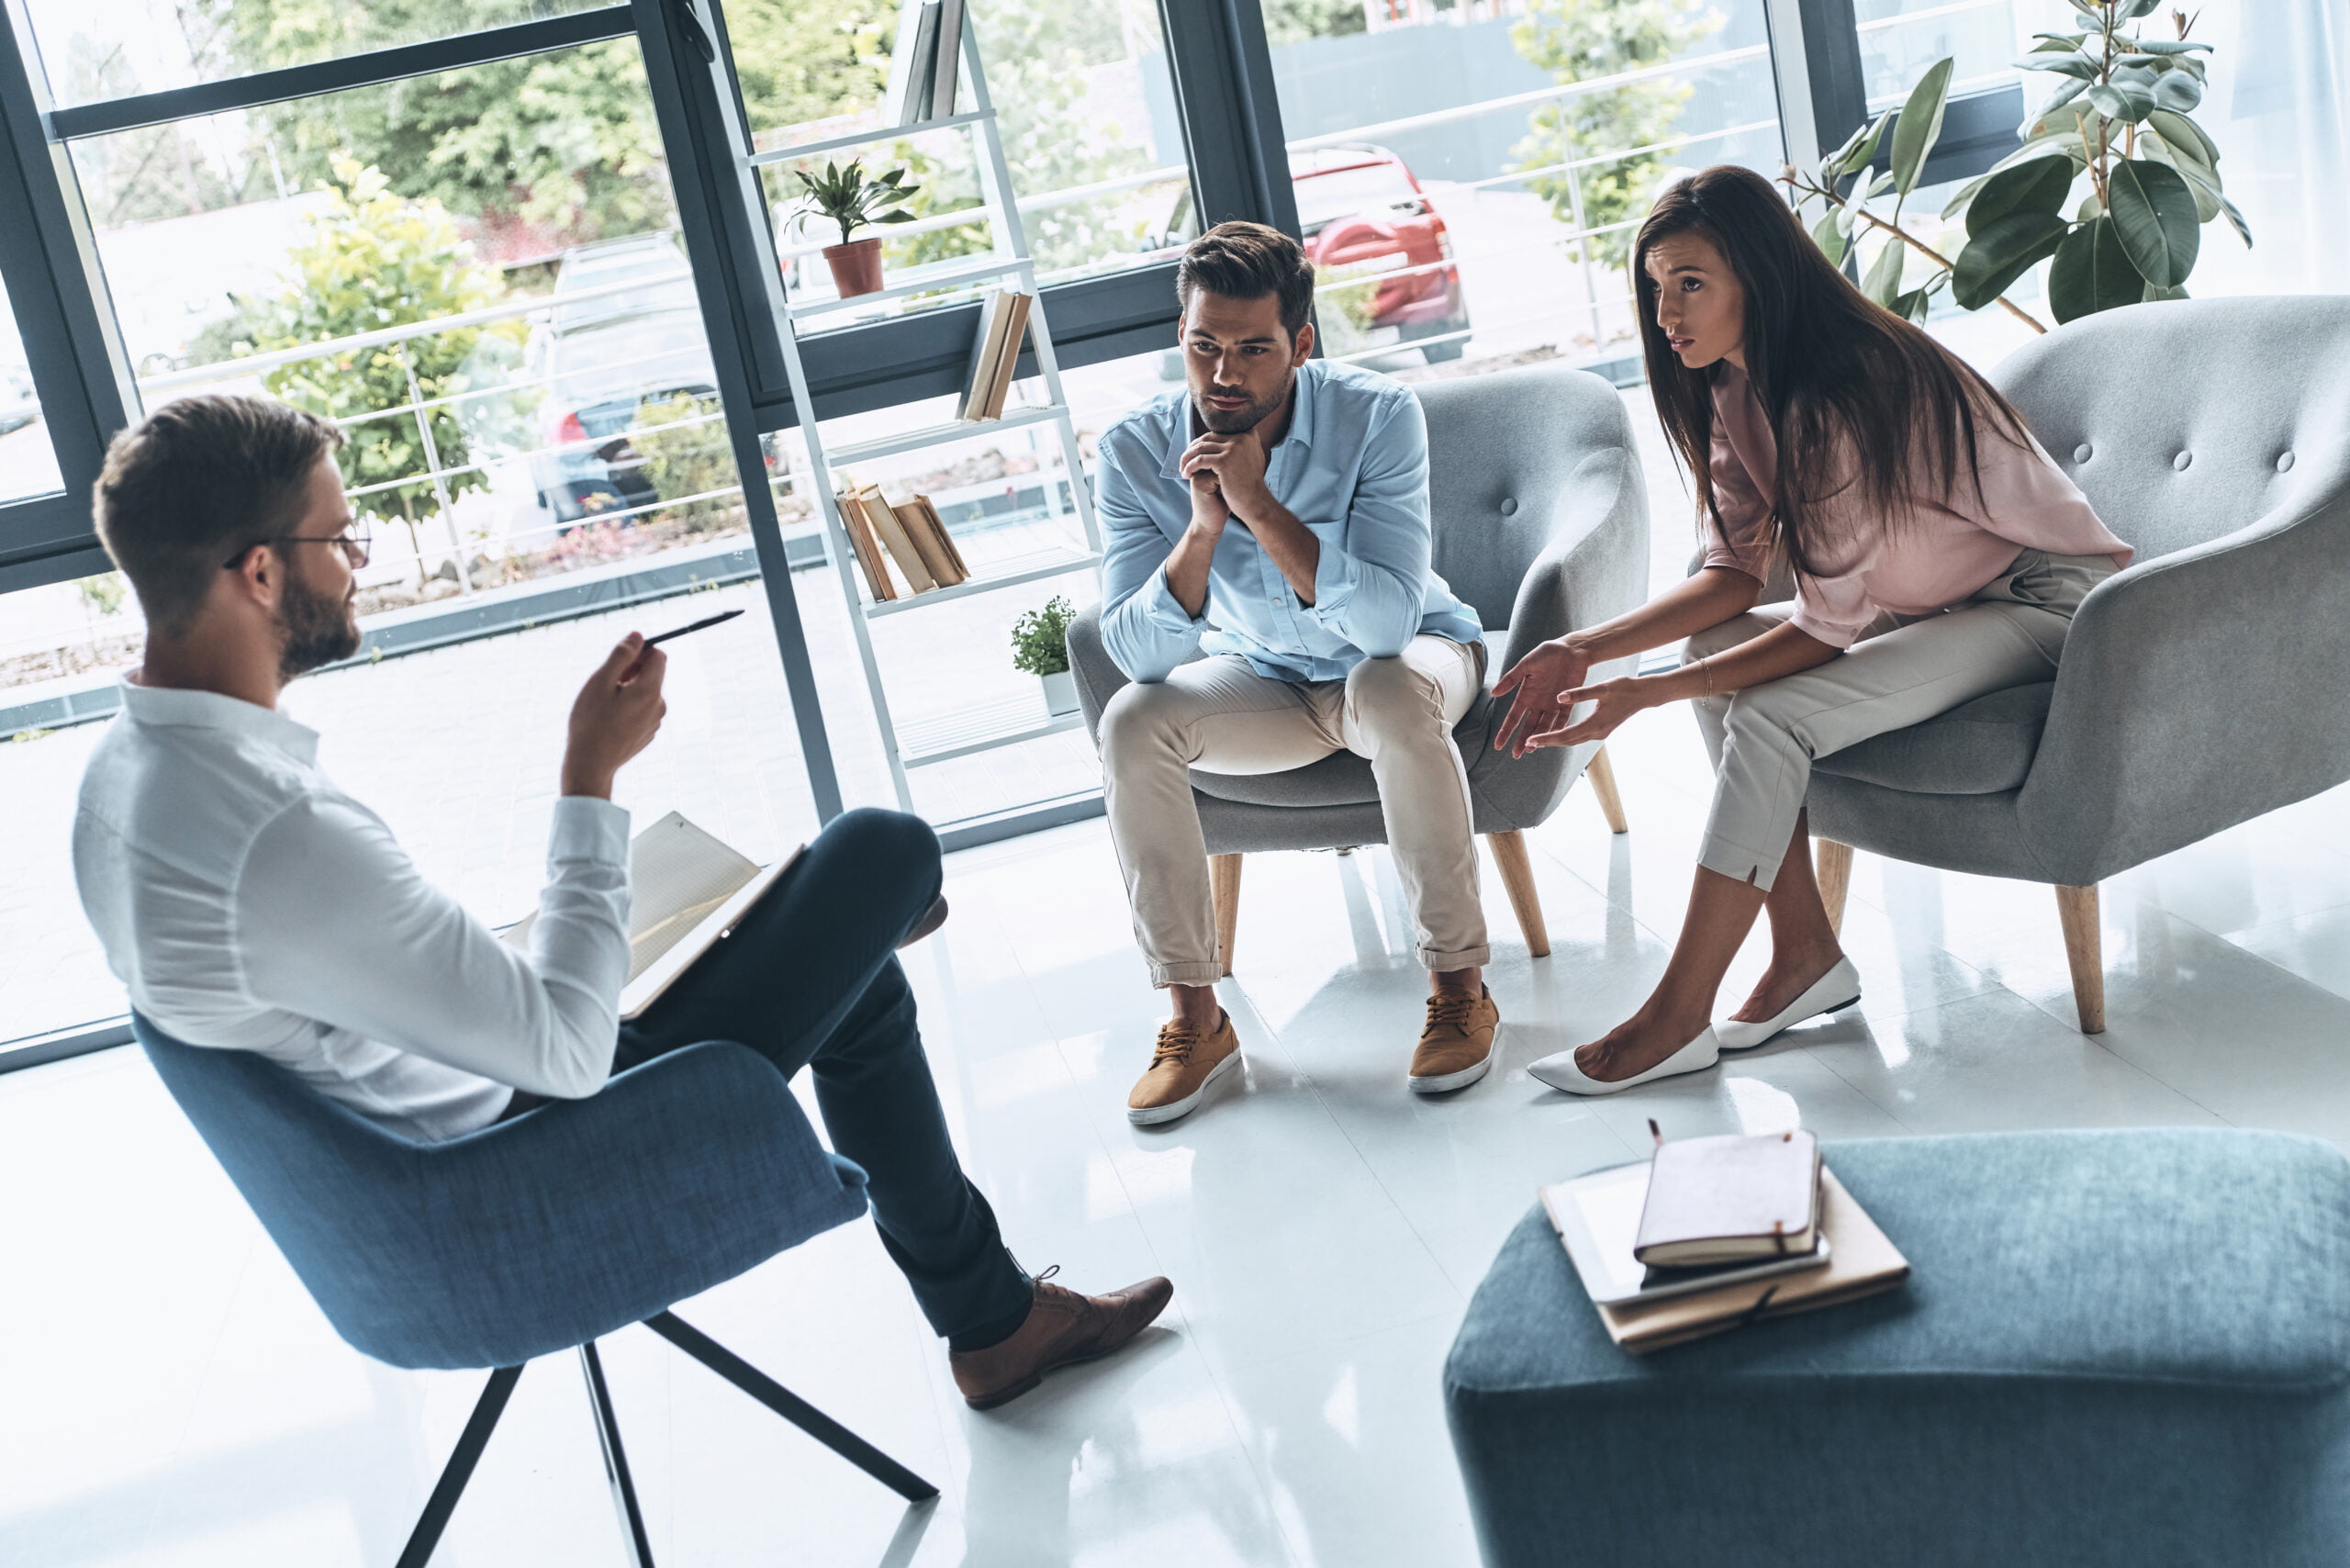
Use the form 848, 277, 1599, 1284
277, 568, 362, 680
1192, 370, 1292, 436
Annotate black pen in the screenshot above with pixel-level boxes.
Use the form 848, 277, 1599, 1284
643, 608, 745, 646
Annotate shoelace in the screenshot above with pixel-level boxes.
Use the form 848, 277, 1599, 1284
1149, 1020, 1203, 1069
1424, 991, 1482, 1035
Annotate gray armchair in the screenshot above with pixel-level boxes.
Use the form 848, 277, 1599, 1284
1799, 296, 2350, 1031
1069, 361, 1651, 972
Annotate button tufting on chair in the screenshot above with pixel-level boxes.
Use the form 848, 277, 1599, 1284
2279, 452, 2297, 473
2173, 451, 2192, 471
2074, 442, 2093, 463
1499, 497, 1517, 515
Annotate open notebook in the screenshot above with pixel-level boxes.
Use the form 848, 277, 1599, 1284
501, 812, 801, 1021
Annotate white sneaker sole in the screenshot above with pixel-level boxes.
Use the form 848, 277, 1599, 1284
1408, 1043, 1494, 1094
1127, 1047, 1242, 1126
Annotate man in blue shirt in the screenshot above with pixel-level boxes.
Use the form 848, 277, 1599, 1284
1095, 222, 1498, 1125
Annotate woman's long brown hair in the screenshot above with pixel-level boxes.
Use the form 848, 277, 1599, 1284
1632, 163, 2035, 577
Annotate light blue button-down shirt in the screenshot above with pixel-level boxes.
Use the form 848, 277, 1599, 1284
1095, 357, 1483, 684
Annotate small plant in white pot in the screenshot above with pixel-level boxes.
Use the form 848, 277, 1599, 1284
790, 158, 919, 298
1012, 596, 1080, 716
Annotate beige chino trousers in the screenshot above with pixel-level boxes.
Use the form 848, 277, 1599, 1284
1100, 634, 1490, 985
1684, 548, 2118, 890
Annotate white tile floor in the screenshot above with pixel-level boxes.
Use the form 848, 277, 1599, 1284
7, 700, 2350, 1567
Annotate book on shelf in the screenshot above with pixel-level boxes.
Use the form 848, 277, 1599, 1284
928, 0, 965, 118
835, 486, 899, 601
501, 812, 800, 1022
959, 289, 1032, 422
892, 494, 967, 587
856, 483, 937, 593
885, 0, 941, 127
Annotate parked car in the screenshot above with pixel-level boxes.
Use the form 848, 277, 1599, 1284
1147, 142, 1472, 374
527, 234, 722, 529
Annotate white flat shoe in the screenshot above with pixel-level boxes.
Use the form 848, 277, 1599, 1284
1716, 957, 1863, 1052
1528, 1029, 1721, 1097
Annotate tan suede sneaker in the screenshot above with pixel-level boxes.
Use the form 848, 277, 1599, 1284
1408, 986, 1499, 1093
949, 1267, 1175, 1410
1126, 1010, 1241, 1126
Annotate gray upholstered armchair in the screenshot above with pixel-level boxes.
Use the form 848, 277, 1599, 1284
1799, 296, 2350, 1032
1068, 361, 1651, 972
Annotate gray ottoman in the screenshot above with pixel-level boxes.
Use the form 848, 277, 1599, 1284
1444, 1129, 2350, 1568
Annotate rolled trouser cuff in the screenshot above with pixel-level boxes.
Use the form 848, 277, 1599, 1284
1419, 942, 1492, 972
1150, 960, 1226, 988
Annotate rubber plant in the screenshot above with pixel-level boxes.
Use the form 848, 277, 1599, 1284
1780, 2, 2247, 331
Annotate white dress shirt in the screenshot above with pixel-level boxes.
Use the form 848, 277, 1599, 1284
73, 678, 633, 1142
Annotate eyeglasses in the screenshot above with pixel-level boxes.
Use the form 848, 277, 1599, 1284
222, 532, 372, 570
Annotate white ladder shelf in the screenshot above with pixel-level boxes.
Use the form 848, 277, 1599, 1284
754, 20, 1104, 813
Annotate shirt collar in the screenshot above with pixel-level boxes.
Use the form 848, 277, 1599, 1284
118, 675, 320, 766
1157, 359, 1322, 479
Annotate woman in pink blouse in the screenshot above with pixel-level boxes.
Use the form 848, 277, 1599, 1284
1492, 163, 2132, 1095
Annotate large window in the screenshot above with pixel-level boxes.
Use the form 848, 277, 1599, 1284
1259, 2, 1781, 377
0, 274, 62, 501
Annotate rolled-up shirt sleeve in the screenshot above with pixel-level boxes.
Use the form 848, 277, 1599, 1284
236, 794, 632, 1099
1097, 427, 1203, 684
1303, 391, 1430, 659
1702, 416, 1775, 581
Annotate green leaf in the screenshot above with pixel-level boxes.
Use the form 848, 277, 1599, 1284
1893, 285, 1935, 323
2143, 138, 2221, 221
2143, 281, 2190, 302
1890, 57, 1954, 195
1966, 155, 2075, 237
1838, 110, 1893, 176
1953, 210, 2070, 308
2215, 189, 2254, 248
1812, 208, 1847, 268
2020, 52, 2098, 78
2132, 39, 2212, 54
1862, 233, 1908, 308
2087, 82, 2155, 123
2034, 76, 2092, 121
2152, 72, 2204, 112
875, 209, 916, 224
2147, 107, 2221, 164
1941, 172, 1993, 220
2107, 157, 2200, 286
1867, 170, 1897, 198
2121, 0, 2163, 16
2047, 217, 2146, 322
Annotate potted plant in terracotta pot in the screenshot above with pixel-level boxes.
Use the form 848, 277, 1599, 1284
1012, 595, 1081, 716
790, 158, 919, 298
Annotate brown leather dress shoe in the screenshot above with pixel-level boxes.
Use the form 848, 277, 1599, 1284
949, 1268, 1175, 1410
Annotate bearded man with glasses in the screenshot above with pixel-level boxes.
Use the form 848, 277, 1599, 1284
71, 395, 1170, 1410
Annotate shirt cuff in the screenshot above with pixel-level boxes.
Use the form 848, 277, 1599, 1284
1145, 566, 1204, 631
550, 795, 632, 866
1308, 537, 1360, 620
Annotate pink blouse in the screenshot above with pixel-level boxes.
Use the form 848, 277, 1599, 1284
1700, 362, 2132, 647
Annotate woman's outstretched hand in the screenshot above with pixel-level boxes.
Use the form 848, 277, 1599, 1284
1525, 676, 1653, 751
1492, 639, 1592, 758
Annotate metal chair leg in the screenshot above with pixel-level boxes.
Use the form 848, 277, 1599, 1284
643, 1311, 939, 1501
395, 1364, 524, 1568
580, 1342, 658, 1568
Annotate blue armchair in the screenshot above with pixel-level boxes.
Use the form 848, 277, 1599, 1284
133, 1015, 933, 1568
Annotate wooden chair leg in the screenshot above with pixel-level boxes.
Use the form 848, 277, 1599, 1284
2054, 883, 2107, 1034
1211, 854, 1243, 978
1584, 744, 1629, 834
1486, 830, 1550, 958
1813, 838, 1853, 937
